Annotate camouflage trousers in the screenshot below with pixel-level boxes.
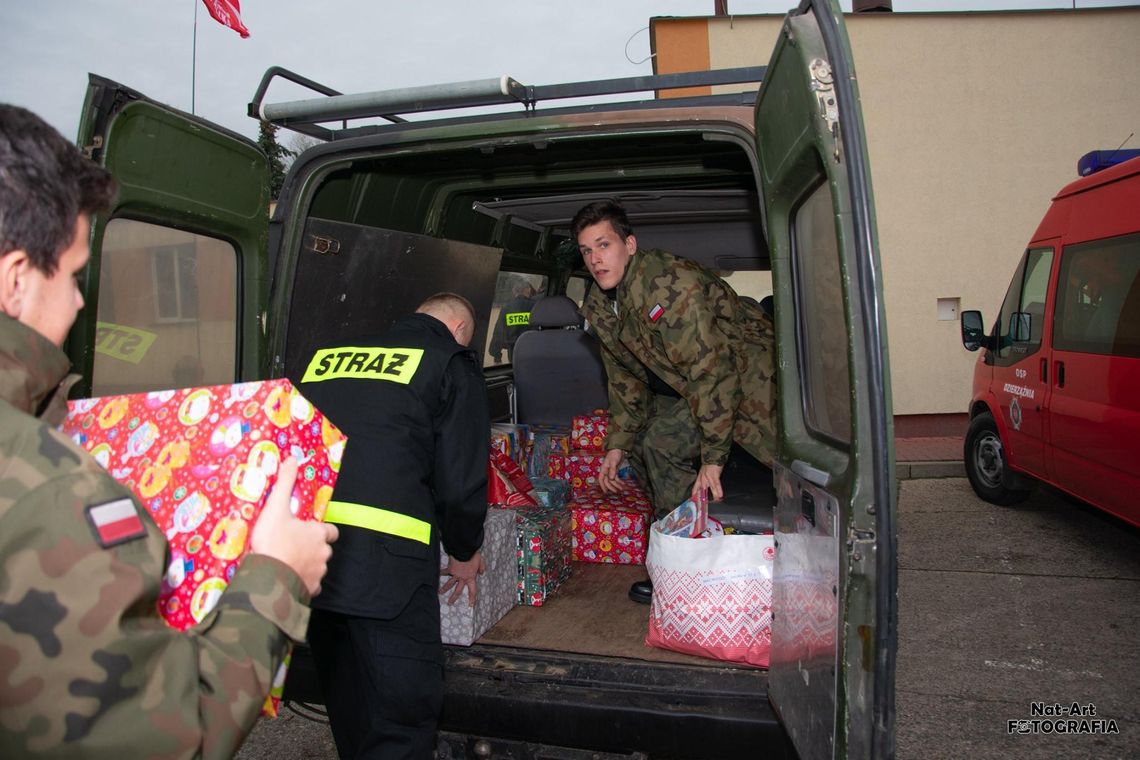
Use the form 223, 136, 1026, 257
626, 394, 701, 519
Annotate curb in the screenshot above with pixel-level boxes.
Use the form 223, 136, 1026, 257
896, 460, 966, 480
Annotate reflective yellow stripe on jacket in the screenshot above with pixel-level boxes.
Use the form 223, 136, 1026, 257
323, 501, 432, 545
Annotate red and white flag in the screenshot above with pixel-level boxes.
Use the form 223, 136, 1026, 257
202, 0, 250, 38
86, 498, 147, 548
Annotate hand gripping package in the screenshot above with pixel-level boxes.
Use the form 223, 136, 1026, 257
439, 508, 517, 645
60, 378, 346, 714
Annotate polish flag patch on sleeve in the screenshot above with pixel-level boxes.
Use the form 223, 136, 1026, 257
86, 497, 147, 548
648, 303, 665, 322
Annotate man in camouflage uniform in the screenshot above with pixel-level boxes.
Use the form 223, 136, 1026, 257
0, 104, 337, 758
574, 200, 777, 601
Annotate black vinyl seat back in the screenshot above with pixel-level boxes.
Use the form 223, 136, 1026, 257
513, 296, 609, 426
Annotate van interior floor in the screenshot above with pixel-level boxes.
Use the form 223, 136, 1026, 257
476, 562, 757, 669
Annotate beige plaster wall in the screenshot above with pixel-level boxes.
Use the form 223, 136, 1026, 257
688, 9, 1140, 415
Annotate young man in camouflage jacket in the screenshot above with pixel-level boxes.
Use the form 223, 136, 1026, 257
0, 104, 337, 758
574, 200, 777, 601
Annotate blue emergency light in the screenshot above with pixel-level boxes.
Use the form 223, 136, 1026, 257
1078, 149, 1140, 177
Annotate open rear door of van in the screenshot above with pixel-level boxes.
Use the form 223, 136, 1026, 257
71, 75, 269, 397
755, 2, 896, 759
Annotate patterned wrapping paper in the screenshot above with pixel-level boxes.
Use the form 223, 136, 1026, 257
438, 508, 517, 646
549, 450, 605, 491
488, 449, 537, 508
59, 378, 346, 716
547, 453, 566, 481
570, 411, 608, 452
658, 498, 708, 537
515, 503, 573, 606
525, 424, 571, 481
548, 450, 636, 492
569, 485, 653, 565
491, 423, 530, 467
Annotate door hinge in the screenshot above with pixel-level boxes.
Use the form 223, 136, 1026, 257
846, 526, 875, 561
82, 135, 104, 160
809, 58, 841, 163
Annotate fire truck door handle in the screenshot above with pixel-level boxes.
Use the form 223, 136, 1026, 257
1040, 358, 1048, 383
1055, 360, 1065, 388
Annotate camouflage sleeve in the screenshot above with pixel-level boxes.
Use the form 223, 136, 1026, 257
598, 339, 650, 453
656, 274, 740, 466
0, 436, 309, 759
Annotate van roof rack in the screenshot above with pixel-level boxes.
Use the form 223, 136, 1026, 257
248, 65, 766, 141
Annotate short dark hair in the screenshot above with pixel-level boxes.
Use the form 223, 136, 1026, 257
0, 104, 117, 274
570, 199, 634, 242
416, 292, 476, 325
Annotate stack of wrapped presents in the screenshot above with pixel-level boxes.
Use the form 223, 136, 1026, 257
444, 410, 658, 643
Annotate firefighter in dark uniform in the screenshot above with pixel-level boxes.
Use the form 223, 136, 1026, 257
490, 281, 537, 363
299, 293, 490, 760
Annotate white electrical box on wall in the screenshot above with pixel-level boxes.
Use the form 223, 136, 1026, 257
937, 297, 959, 321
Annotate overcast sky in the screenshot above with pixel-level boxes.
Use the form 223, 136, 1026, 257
1, 1, 1134, 146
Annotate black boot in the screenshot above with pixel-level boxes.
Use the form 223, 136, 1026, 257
628, 579, 653, 604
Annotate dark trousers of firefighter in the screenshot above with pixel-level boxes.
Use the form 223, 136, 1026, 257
625, 394, 702, 520
308, 586, 443, 760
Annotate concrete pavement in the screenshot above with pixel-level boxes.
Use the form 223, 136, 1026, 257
896, 478, 1140, 759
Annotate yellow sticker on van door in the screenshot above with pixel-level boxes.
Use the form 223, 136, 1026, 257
301, 347, 425, 384
95, 322, 158, 364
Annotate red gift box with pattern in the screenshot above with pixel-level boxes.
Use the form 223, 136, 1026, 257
549, 450, 606, 491
60, 378, 346, 716
570, 411, 608, 452
569, 485, 653, 564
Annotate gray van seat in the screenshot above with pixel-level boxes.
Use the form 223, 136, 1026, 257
513, 296, 609, 426
707, 444, 775, 534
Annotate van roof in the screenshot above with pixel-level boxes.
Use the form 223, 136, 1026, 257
1054, 154, 1140, 201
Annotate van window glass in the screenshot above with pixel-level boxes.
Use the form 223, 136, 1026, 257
994, 247, 1053, 363
565, 275, 590, 307
721, 270, 773, 303
792, 182, 851, 444
92, 219, 237, 395
484, 271, 548, 366
1053, 233, 1140, 358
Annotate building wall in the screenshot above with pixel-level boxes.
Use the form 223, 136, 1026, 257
651, 8, 1140, 418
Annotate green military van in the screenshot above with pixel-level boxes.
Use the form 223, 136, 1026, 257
69, 1, 896, 757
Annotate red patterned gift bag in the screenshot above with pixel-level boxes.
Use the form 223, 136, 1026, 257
645, 524, 774, 667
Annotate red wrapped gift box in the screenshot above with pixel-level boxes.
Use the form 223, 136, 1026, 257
549, 450, 606, 491
549, 450, 637, 492
570, 485, 653, 565
60, 378, 346, 716
570, 410, 608, 452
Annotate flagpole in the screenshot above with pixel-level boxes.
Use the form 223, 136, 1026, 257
192, 0, 198, 114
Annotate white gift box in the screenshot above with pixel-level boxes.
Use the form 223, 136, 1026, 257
439, 507, 517, 645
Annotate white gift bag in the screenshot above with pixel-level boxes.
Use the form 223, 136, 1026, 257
645, 524, 774, 667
